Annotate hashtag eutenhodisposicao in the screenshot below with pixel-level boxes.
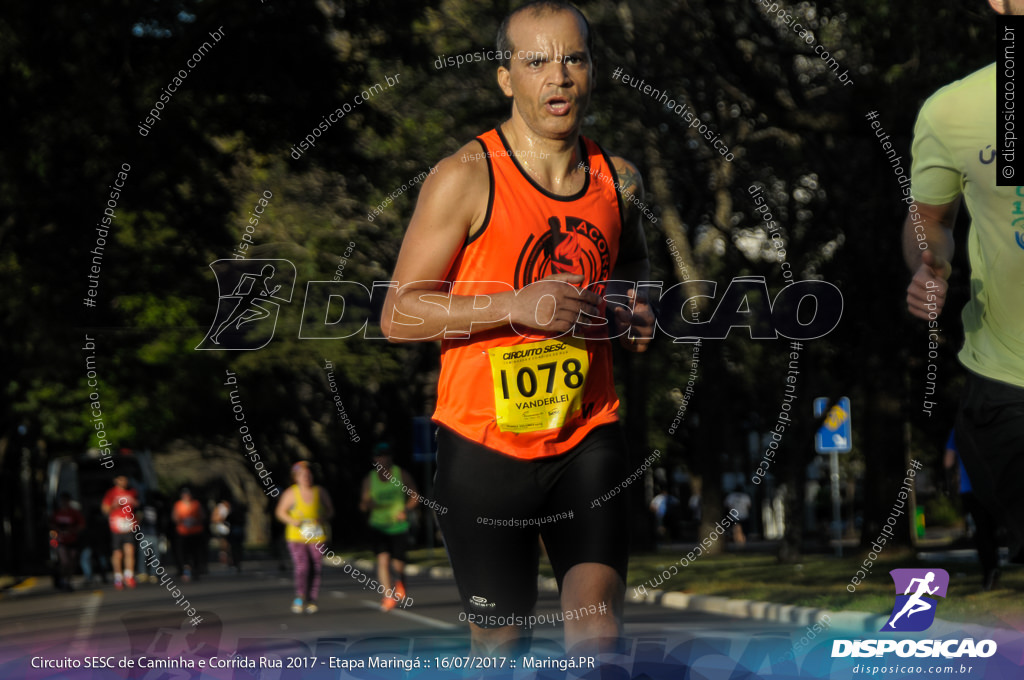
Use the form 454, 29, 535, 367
611, 67, 734, 162
458, 602, 607, 629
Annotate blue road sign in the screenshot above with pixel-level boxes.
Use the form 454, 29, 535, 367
814, 396, 852, 454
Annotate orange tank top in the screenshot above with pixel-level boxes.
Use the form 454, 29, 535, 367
432, 127, 623, 460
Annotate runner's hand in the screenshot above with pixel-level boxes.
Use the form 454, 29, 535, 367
510, 273, 600, 333
613, 288, 655, 352
906, 250, 950, 320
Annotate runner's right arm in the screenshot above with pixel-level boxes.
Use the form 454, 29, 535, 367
381, 145, 599, 343
274, 488, 298, 527
100, 490, 113, 516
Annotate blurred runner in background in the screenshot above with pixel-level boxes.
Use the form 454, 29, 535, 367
903, 0, 1024, 560
50, 492, 85, 591
360, 442, 417, 612
172, 487, 205, 581
100, 474, 138, 589
276, 461, 334, 614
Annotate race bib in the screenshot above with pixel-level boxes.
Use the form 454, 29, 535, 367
488, 337, 589, 433
300, 520, 325, 540
113, 516, 135, 533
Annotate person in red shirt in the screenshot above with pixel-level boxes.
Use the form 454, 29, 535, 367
50, 492, 85, 591
100, 475, 139, 589
172, 487, 205, 581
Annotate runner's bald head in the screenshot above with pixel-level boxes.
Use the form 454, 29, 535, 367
496, 1, 593, 69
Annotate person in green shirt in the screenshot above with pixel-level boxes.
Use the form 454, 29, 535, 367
360, 442, 418, 611
904, 0, 1024, 558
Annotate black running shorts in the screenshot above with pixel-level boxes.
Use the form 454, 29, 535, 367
370, 528, 409, 562
111, 532, 135, 549
955, 370, 1024, 554
433, 423, 629, 626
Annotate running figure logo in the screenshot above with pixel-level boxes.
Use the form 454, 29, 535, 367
883, 568, 949, 632
196, 259, 296, 350
513, 215, 611, 289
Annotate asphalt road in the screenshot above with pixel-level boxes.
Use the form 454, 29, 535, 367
0, 559, 812, 679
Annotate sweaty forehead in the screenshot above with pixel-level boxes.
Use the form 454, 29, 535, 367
508, 8, 588, 55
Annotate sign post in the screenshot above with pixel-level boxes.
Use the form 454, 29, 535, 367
814, 397, 852, 557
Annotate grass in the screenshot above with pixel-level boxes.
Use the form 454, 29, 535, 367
345, 546, 1024, 630
625, 548, 1023, 630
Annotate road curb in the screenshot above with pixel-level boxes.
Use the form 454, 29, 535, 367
334, 556, 1009, 638
630, 588, 1010, 638
633, 588, 854, 626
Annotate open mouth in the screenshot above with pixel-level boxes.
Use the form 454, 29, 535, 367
544, 96, 571, 116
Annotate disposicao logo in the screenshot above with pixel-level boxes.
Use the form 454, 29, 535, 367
832, 568, 997, 659
196, 259, 296, 350
884, 568, 948, 632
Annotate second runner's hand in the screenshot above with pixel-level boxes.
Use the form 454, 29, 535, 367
614, 287, 654, 352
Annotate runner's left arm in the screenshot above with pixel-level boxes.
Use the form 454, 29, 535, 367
609, 157, 654, 352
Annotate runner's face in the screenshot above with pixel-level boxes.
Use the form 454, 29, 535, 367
499, 9, 592, 140
294, 466, 312, 485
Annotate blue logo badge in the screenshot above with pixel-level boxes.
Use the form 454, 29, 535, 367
883, 568, 949, 632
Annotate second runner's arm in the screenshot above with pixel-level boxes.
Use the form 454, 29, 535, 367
609, 157, 654, 352
902, 198, 959, 321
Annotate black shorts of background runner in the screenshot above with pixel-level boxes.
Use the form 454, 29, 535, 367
433, 423, 629, 626
370, 528, 409, 562
955, 371, 1024, 556
111, 533, 134, 549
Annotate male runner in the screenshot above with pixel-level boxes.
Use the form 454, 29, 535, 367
381, 1, 654, 653
359, 443, 417, 611
100, 475, 138, 589
903, 0, 1024, 556
172, 487, 205, 581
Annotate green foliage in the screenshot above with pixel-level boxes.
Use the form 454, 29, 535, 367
0, 0, 1002, 567
924, 494, 964, 529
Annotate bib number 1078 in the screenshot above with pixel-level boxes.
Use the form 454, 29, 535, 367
497, 359, 585, 399
488, 338, 590, 433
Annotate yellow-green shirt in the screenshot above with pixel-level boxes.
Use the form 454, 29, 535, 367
368, 466, 409, 535
911, 62, 1024, 388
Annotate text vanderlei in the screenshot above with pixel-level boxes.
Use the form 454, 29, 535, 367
516, 394, 569, 409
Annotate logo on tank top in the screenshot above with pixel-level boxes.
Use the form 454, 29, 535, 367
513, 216, 610, 288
